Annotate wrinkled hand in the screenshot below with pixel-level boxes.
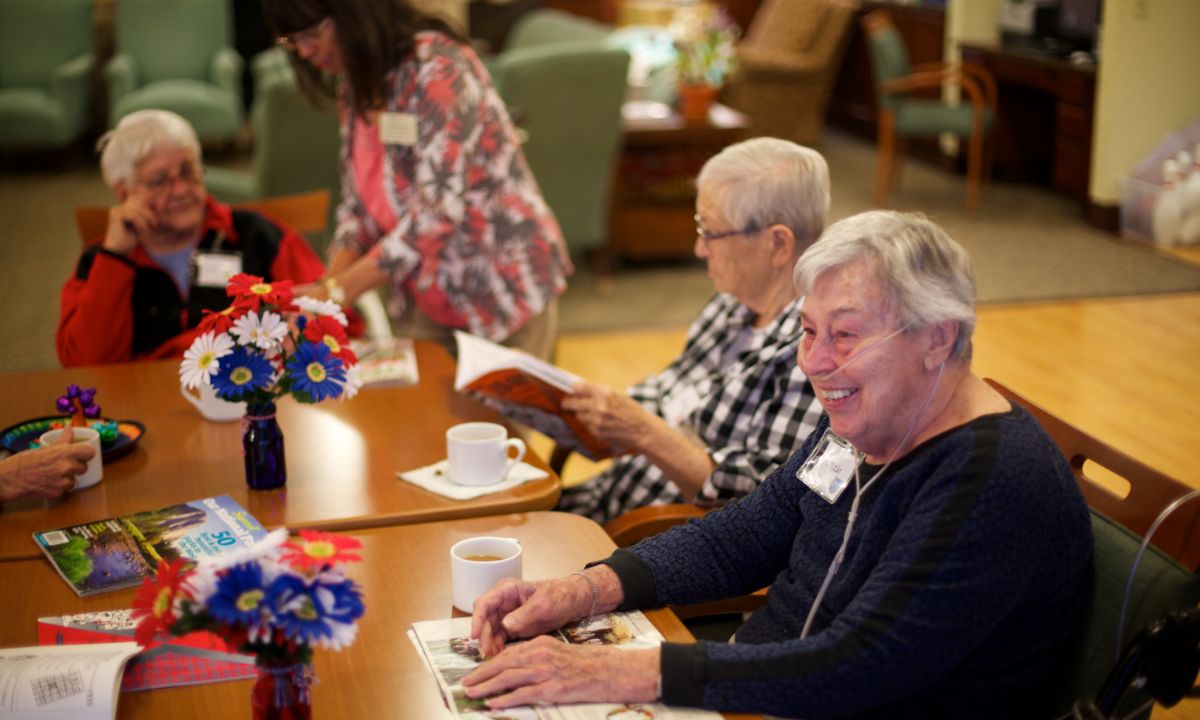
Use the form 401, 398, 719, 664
561, 381, 653, 453
470, 577, 591, 659
103, 193, 158, 256
293, 281, 323, 300
0, 427, 95, 502
462, 636, 659, 709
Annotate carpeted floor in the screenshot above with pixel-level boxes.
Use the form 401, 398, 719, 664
4, 130, 1200, 369
558, 130, 1200, 333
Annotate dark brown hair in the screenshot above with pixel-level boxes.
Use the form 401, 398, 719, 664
260, 0, 464, 115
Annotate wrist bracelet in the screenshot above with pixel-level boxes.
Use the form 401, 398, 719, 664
572, 570, 598, 621
321, 276, 346, 304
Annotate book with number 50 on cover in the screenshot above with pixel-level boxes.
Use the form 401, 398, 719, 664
32, 495, 267, 597
453, 331, 616, 461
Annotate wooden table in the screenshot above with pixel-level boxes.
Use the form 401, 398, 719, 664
0, 512, 757, 719
608, 101, 750, 261
0, 342, 561, 562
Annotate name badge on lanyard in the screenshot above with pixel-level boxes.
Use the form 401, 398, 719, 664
796, 428, 863, 504
378, 111, 418, 146
193, 251, 242, 289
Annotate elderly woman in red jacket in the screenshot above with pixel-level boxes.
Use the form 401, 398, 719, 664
57, 110, 328, 367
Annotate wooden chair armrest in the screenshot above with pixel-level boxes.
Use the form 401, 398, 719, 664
671, 588, 769, 620
603, 503, 707, 547
881, 70, 987, 115
960, 62, 997, 109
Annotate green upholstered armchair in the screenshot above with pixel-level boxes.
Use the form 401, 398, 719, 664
721, 0, 859, 146
491, 10, 628, 261
0, 0, 94, 149
862, 10, 996, 210
106, 0, 243, 143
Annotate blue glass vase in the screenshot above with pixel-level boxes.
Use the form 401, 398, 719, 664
243, 402, 286, 490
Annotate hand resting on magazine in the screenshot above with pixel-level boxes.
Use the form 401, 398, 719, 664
461, 635, 660, 709
465, 565, 658, 708
564, 381, 716, 500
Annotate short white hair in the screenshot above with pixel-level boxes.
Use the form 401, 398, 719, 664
97, 110, 202, 189
697, 137, 830, 251
793, 210, 977, 361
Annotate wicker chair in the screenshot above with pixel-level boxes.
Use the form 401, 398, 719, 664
720, 0, 859, 146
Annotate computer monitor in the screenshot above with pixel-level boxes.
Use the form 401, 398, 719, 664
1056, 0, 1100, 50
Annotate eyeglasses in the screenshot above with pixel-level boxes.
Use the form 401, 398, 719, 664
694, 214, 760, 243
135, 161, 201, 196
276, 17, 332, 52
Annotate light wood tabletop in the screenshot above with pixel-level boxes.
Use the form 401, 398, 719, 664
0, 342, 561, 562
0, 511, 757, 719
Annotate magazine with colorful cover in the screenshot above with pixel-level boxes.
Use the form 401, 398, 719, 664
409, 611, 721, 720
32, 495, 267, 597
453, 331, 617, 461
351, 336, 420, 388
38, 609, 257, 692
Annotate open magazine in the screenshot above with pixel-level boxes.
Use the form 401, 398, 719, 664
0, 642, 139, 720
453, 331, 617, 461
38, 609, 257, 691
410, 611, 720, 720
32, 495, 267, 597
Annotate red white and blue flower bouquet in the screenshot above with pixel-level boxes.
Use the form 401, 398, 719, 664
132, 529, 365, 720
179, 273, 361, 489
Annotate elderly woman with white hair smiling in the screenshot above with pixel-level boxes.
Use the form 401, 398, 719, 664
557, 136, 828, 523
461, 210, 1095, 719
57, 109, 329, 367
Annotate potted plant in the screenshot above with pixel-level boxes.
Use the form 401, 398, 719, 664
669, 2, 740, 122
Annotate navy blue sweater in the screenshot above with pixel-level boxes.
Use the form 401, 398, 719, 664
602, 406, 1093, 719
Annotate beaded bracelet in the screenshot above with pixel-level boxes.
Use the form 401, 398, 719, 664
571, 570, 598, 621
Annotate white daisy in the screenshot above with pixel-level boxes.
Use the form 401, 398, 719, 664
231, 310, 289, 350
338, 364, 363, 401
295, 296, 349, 326
179, 332, 234, 389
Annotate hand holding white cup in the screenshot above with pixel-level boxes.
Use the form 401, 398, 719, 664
446, 422, 526, 486
38, 425, 103, 490
450, 536, 523, 613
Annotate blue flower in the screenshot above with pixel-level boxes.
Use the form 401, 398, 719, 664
206, 562, 275, 631
285, 342, 345, 403
269, 574, 365, 648
212, 347, 274, 400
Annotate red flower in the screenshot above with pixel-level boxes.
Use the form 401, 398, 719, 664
302, 316, 358, 367
227, 273, 294, 311
197, 303, 248, 336
131, 559, 190, 648
281, 530, 363, 572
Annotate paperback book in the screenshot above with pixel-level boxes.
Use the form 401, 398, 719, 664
350, 336, 420, 388
32, 495, 267, 597
410, 611, 720, 720
453, 331, 616, 460
38, 609, 257, 691
0, 642, 139, 720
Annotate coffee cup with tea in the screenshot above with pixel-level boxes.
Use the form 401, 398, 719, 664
181, 382, 246, 422
450, 536, 522, 613
38, 426, 103, 490
446, 422, 526, 486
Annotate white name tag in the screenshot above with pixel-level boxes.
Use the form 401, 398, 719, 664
194, 251, 242, 288
796, 429, 862, 504
378, 111, 418, 145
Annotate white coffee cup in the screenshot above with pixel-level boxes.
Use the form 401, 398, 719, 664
38, 427, 103, 490
446, 422, 526, 486
450, 536, 522, 614
181, 382, 246, 422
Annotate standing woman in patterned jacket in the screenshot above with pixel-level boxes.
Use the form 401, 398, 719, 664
261, 0, 571, 359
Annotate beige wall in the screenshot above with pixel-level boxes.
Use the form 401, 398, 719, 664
414, 0, 468, 31
1091, 0, 1200, 204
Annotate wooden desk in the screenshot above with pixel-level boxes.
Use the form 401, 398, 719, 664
0, 342, 560, 562
608, 102, 750, 261
0, 512, 757, 719
958, 42, 1096, 199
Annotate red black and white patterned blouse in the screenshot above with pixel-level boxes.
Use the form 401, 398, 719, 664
333, 31, 571, 342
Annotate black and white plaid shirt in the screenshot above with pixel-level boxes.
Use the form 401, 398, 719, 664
558, 294, 823, 524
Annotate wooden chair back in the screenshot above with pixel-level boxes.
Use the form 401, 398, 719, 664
987, 378, 1200, 571
73, 189, 331, 245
